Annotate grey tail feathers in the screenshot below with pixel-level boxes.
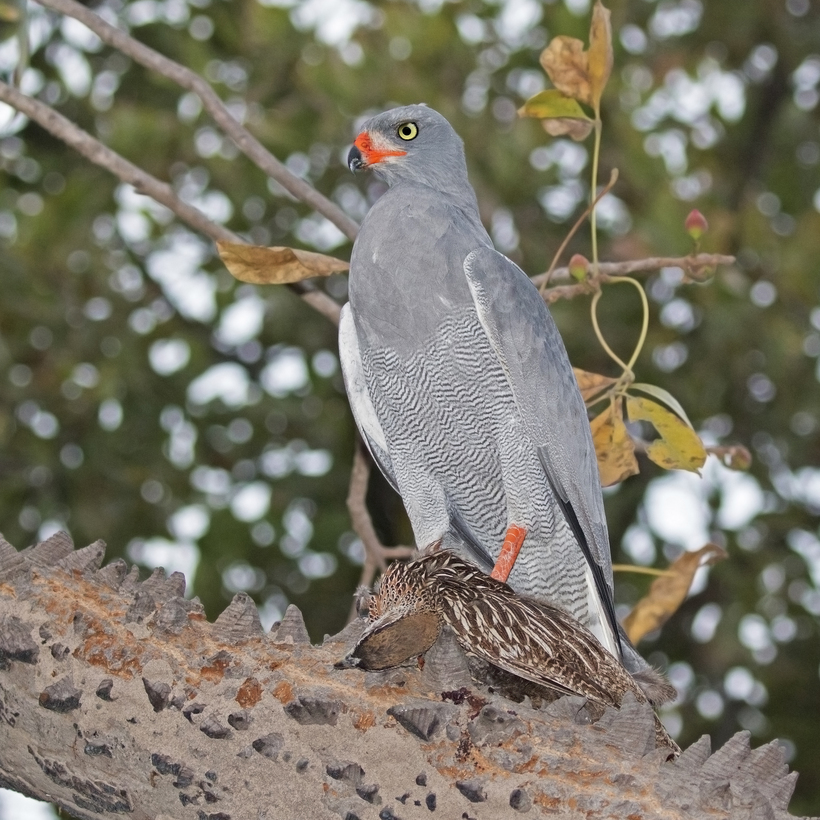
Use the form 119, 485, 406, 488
536, 447, 623, 660
618, 624, 676, 705
632, 666, 677, 706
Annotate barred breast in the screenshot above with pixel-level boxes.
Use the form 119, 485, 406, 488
361, 306, 592, 629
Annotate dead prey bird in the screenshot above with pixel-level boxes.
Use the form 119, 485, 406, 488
345, 551, 679, 755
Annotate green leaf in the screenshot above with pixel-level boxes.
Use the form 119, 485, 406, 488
630, 383, 694, 429
518, 89, 592, 121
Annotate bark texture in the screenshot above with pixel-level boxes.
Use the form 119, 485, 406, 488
0, 532, 812, 820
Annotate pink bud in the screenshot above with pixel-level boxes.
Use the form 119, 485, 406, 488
685, 209, 708, 241
569, 253, 589, 282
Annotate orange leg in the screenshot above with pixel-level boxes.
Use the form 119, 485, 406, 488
490, 525, 527, 583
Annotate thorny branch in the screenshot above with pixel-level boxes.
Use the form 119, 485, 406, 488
346, 441, 415, 619
34, 0, 360, 244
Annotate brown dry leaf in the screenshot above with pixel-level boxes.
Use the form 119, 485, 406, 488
217, 242, 349, 285
542, 118, 594, 141
539, 36, 592, 105
572, 368, 617, 404
626, 394, 707, 473
589, 398, 639, 487
707, 444, 753, 471
587, 0, 613, 108
623, 543, 728, 644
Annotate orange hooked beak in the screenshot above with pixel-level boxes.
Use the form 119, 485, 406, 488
348, 132, 407, 172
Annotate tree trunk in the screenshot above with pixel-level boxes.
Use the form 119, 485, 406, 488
0, 532, 809, 820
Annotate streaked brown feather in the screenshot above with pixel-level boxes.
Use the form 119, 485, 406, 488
350, 551, 679, 753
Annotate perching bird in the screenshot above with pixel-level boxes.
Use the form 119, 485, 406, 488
340, 104, 670, 701
350, 550, 679, 754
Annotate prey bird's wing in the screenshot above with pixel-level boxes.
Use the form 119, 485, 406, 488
428, 553, 628, 707
339, 303, 400, 493
463, 246, 621, 657
444, 592, 623, 708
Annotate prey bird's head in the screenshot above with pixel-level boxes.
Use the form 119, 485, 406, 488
347, 104, 470, 192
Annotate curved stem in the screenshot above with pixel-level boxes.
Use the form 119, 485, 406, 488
590, 289, 629, 373
612, 275, 650, 373
590, 275, 650, 378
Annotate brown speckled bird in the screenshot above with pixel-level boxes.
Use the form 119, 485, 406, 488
350, 550, 679, 753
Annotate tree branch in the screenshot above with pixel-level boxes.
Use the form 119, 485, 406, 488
533, 253, 736, 299
540, 168, 619, 294
0, 532, 806, 820
346, 440, 415, 619
34, 0, 360, 243
0, 80, 238, 243
0, 79, 342, 325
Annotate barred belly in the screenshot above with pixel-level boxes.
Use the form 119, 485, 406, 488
362, 308, 591, 628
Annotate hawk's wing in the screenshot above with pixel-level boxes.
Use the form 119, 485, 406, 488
463, 246, 621, 659
339, 303, 400, 493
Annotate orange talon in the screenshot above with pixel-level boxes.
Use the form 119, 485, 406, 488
491, 525, 527, 583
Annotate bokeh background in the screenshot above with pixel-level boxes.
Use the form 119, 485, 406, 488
1, 0, 819, 815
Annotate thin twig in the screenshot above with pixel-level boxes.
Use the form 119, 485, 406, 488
612, 564, 674, 577
533, 253, 735, 290
0, 80, 342, 325
540, 168, 618, 294
0, 80, 237, 242
34, 0, 360, 243
345, 440, 415, 622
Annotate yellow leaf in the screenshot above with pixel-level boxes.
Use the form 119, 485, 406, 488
518, 89, 592, 120
625, 395, 707, 473
572, 367, 617, 404
539, 36, 592, 106
216, 242, 349, 285
541, 117, 594, 142
630, 382, 694, 429
623, 543, 727, 644
587, 0, 613, 109
589, 398, 639, 487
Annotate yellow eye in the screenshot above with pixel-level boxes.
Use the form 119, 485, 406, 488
397, 122, 418, 141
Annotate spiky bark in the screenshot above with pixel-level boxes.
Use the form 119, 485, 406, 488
0, 533, 810, 820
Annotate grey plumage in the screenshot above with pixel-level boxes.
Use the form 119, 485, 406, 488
340, 103, 667, 698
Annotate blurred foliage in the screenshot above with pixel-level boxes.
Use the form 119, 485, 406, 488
1, 0, 820, 813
